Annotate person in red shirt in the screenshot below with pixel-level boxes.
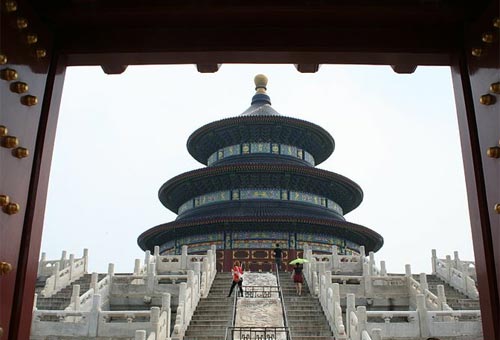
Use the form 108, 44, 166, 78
227, 260, 244, 297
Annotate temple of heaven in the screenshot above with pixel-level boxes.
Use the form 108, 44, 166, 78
138, 75, 383, 271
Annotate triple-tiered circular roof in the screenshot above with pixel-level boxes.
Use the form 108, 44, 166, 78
138, 75, 383, 255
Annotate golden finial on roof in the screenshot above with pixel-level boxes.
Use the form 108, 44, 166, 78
254, 74, 268, 94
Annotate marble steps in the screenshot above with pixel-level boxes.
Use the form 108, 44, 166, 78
36, 274, 106, 310
413, 274, 479, 310
279, 273, 334, 340
184, 273, 234, 340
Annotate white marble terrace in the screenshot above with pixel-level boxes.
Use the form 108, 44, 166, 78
31, 245, 481, 340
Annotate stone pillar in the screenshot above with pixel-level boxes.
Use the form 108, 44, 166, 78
60, 250, 67, 268
380, 261, 387, 276
193, 262, 201, 292
108, 263, 115, 286
134, 259, 141, 275
331, 245, 339, 272
405, 264, 412, 277
147, 263, 156, 293
346, 293, 355, 337
33, 293, 38, 311
181, 245, 188, 270
38, 252, 46, 276
431, 249, 437, 274
68, 254, 75, 280
363, 263, 372, 297
371, 328, 382, 340
179, 282, 187, 325
356, 306, 367, 340
90, 272, 98, 293
135, 330, 147, 340
368, 252, 375, 276
416, 294, 430, 338
162, 293, 172, 339
154, 246, 160, 267
53, 262, 60, 291
437, 284, 447, 307
445, 255, 452, 281
144, 250, 151, 267
187, 270, 195, 310
88, 294, 101, 337
71, 284, 81, 311
453, 251, 460, 268
150, 307, 160, 336
419, 273, 428, 291
83, 248, 89, 273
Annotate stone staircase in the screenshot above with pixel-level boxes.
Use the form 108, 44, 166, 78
414, 274, 480, 310
279, 272, 334, 340
183, 272, 234, 340
35, 273, 106, 310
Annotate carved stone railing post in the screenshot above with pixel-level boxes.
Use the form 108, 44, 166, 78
331, 245, 339, 272
90, 272, 98, 293
162, 293, 171, 338
363, 263, 372, 297
371, 328, 382, 340
431, 249, 437, 274
71, 284, 81, 311
368, 252, 375, 276
135, 330, 147, 340
144, 250, 151, 268
151, 307, 160, 338
68, 254, 75, 281
181, 245, 188, 270
359, 246, 366, 262
405, 264, 412, 277
60, 250, 67, 268
416, 294, 430, 338
134, 259, 141, 275
154, 245, 160, 262
38, 252, 46, 276
53, 262, 60, 292
346, 294, 355, 338
445, 255, 452, 281
356, 306, 367, 340
147, 263, 156, 293
437, 284, 447, 308
88, 294, 101, 337
419, 273, 428, 291
33, 293, 38, 311
83, 248, 89, 273
108, 263, 115, 286
380, 261, 387, 276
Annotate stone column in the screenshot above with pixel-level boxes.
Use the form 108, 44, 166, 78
405, 264, 412, 277
179, 282, 187, 325
331, 245, 339, 272
68, 254, 75, 280
162, 292, 172, 337
368, 252, 375, 276
419, 273, 428, 291
83, 248, 89, 273
108, 263, 115, 286
88, 294, 101, 337
151, 307, 160, 337
147, 263, 156, 293
371, 328, 382, 340
346, 293, 355, 337
134, 259, 141, 275
445, 255, 452, 281
356, 306, 367, 340
135, 330, 147, 340
363, 263, 372, 297
144, 250, 151, 267
71, 284, 81, 311
181, 245, 188, 270
380, 261, 387, 276
90, 272, 98, 293
437, 285, 447, 308
38, 252, 46, 276
431, 249, 437, 274
60, 250, 67, 268
53, 262, 60, 292
416, 294, 430, 338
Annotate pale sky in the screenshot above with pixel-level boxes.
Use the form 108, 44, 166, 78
40, 64, 474, 274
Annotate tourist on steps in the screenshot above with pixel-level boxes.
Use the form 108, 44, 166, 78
292, 263, 304, 296
228, 260, 244, 297
273, 243, 283, 271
